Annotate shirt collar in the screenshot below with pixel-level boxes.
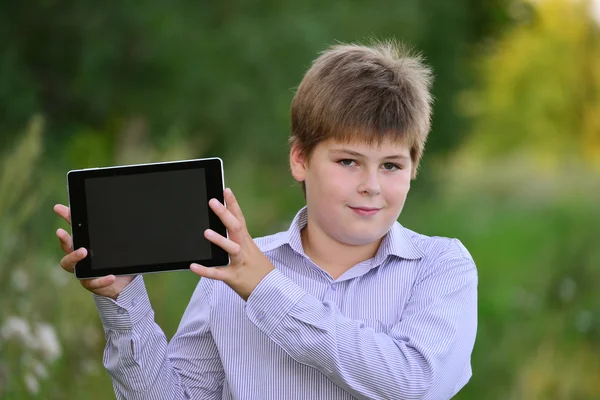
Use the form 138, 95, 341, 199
375, 217, 425, 261
263, 206, 424, 262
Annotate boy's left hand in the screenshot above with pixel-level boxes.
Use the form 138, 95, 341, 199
190, 188, 275, 301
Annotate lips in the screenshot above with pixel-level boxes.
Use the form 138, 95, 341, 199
349, 206, 382, 216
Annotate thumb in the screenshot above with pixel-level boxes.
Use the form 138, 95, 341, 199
81, 275, 116, 291
190, 263, 230, 282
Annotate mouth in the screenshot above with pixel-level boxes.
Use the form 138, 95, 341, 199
349, 206, 382, 216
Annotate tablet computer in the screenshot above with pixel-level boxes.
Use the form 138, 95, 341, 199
66, 157, 229, 279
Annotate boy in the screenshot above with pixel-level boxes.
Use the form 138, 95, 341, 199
55, 40, 478, 399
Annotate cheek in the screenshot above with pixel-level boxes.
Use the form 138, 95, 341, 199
383, 175, 411, 202
313, 165, 351, 196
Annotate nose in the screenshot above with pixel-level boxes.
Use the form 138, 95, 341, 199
358, 170, 381, 196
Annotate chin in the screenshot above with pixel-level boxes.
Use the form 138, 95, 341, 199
338, 231, 385, 246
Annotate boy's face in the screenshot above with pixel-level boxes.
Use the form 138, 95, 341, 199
291, 137, 412, 246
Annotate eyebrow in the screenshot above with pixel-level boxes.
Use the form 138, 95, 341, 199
329, 149, 411, 161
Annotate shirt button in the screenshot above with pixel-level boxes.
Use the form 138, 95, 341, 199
330, 284, 337, 291
131, 299, 137, 307
117, 308, 126, 315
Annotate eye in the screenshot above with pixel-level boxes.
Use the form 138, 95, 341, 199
338, 159, 356, 167
382, 162, 401, 171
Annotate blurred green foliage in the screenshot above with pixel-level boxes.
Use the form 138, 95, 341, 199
0, 0, 512, 160
457, 0, 600, 170
1, 0, 599, 399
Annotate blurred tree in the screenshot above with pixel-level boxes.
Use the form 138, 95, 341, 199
436, 1, 600, 397
417, 0, 515, 155
0, 0, 513, 164
455, 0, 600, 171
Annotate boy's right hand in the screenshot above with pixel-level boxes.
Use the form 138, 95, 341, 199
54, 204, 134, 300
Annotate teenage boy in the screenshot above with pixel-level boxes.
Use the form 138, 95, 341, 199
55, 40, 478, 400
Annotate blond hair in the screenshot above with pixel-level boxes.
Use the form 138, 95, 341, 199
290, 39, 434, 180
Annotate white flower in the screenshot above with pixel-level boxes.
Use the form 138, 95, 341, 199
33, 323, 62, 362
32, 359, 48, 379
1, 316, 31, 340
24, 373, 39, 394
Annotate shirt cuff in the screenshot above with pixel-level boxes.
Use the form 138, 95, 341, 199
245, 269, 306, 336
92, 275, 152, 330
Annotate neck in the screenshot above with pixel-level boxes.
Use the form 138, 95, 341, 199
300, 220, 382, 279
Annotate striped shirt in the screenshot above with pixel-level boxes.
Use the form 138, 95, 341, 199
93, 206, 478, 400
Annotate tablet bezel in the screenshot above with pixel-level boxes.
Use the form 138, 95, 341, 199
67, 157, 229, 279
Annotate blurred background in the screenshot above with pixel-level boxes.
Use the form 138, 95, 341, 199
1, 0, 599, 398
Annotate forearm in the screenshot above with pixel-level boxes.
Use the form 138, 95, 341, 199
275, 304, 431, 398
99, 316, 187, 399
94, 276, 222, 400
246, 273, 428, 399
246, 265, 477, 400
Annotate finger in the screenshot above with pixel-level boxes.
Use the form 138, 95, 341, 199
190, 263, 230, 282
205, 229, 241, 261
209, 198, 242, 235
81, 275, 116, 290
56, 228, 73, 254
60, 247, 87, 273
223, 188, 246, 227
54, 204, 71, 225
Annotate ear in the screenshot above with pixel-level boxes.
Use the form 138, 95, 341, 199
290, 144, 308, 183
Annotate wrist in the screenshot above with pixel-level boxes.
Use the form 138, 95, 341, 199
238, 264, 276, 301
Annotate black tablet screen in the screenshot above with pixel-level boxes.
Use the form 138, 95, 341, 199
84, 169, 211, 269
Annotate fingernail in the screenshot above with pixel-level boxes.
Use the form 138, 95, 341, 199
78, 248, 86, 256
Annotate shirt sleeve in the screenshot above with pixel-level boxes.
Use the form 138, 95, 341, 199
244, 242, 478, 400
93, 274, 224, 400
